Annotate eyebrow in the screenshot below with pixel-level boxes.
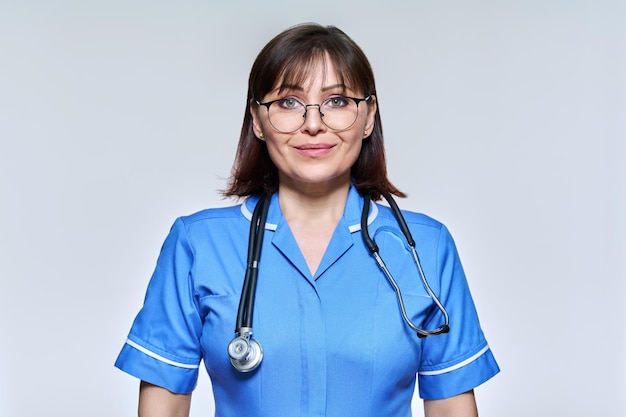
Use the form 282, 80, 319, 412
275, 83, 303, 93
322, 83, 351, 92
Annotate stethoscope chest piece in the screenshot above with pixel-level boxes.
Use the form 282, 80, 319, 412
228, 328, 263, 372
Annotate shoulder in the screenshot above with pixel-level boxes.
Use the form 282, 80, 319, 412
162, 203, 248, 243
373, 203, 458, 253
177, 203, 245, 227
375, 203, 446, 232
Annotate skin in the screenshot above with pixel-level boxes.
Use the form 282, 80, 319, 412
137, 59, 480, 417
424, 390, 478, 417
138, 381, 190, 417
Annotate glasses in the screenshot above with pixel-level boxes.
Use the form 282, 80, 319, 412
255, 95, 372, 133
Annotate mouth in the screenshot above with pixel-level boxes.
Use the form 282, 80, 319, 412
294, 143, 335, 157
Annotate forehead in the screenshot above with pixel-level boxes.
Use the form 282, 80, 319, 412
272, 55, 354, 94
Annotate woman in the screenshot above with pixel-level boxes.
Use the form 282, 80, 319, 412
116, 23, 499, 417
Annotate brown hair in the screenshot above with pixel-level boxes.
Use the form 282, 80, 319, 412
223, 23, 405, 200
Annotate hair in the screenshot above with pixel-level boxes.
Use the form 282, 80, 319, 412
222, 23, 405, 200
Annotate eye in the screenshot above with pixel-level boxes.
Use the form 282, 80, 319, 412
324, 96, 349, 108
276, 97, 303, 110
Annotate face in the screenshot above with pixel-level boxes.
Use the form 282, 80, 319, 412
251, 59, 377, 191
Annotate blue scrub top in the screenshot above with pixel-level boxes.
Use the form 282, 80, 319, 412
115, 185, 499, 416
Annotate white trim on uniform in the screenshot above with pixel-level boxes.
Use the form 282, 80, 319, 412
240, 201, 278, 231
126, 339, 200, 369
418, 345, 490, 376
241, 197, 378, 233
348, 200, 378, 233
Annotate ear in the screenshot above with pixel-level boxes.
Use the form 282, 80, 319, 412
363, 95, 377, 137
250, 102, 265, 140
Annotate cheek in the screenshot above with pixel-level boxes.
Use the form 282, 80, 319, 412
262, 137, 288, 162
342, 135, 365, 163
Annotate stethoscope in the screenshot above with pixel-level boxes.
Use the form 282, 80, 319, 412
227, 193, 450, 372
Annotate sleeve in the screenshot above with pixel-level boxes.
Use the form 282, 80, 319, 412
114, 218, 203, 394
417, 224, 500, 400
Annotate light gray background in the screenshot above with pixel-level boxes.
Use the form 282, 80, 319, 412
1, 1, 624, 416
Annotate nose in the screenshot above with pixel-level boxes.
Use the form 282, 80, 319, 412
301, 104, 326, 134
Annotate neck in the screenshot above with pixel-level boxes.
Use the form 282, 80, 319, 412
276, 177, 351, 275
277, 177, 350, 224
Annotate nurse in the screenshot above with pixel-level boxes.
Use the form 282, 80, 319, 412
115, 23, 499, 416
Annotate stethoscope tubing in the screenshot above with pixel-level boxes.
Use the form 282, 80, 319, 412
236, 194, 270, 331
361, 195, 449, 337
229, 193, 449, 372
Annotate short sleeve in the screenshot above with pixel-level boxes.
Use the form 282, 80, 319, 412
417, 225, 499, 400
115, 218, 203, 394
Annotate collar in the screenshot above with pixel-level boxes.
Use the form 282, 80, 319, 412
240, 184, 379, 233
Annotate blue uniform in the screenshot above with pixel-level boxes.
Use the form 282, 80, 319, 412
115, 185, 499, 416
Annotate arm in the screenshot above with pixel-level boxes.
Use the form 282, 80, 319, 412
424, 390, 478, 417
138, 381, 192, 417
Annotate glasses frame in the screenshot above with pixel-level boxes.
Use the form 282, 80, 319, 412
254, 95, 372, 133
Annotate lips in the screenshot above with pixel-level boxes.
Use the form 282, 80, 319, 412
294, 143, 335, 157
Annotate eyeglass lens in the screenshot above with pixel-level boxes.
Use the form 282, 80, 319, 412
267, 97, 360, 133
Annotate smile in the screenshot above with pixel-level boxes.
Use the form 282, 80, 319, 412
294, 143, 335, 157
